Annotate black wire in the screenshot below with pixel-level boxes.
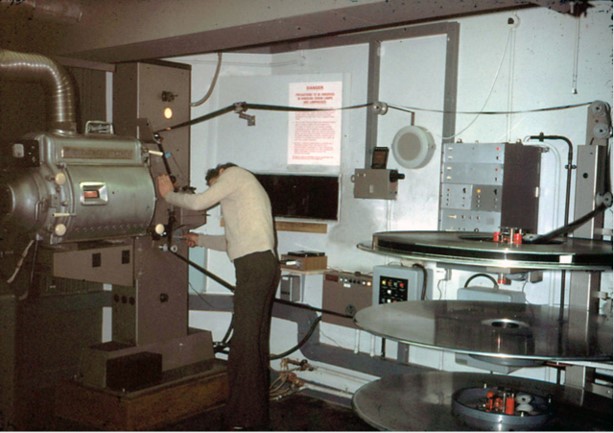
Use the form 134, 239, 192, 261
173, 251, 352, 359
154, 102, 371, 134
412, 263, 428, 300
273, 297, 352, 319
154, 104, 237, 134
388, 101, 592, 115
270, 316, 323, 360
524, 203, 608, 244
155, 100, 594, 135
175, 250, 353, 319
244, 102, 371, 113
171, 250, 236, 292
464, 273, 499, 289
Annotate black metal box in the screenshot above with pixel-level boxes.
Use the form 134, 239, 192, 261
106, 351, 162, 391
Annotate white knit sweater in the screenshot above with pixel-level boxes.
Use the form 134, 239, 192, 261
164, 166, 276, 261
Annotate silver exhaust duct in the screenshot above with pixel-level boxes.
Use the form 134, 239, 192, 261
0, 48, 77, 134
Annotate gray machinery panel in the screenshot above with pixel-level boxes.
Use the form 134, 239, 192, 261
471, 185, 502, 212
440, 142, 541, 233
53, 242, 134, 287
441, 183, 474, 210
442, 142, 505, 163
443, 162, 503, 185
322, 270, 373, 328
439, 209, 501, 231
372, 265, 433, 304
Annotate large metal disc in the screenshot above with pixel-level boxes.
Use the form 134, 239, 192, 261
354, 300, 612, 361
358, 230, 612, 271
352, 372, 613, 431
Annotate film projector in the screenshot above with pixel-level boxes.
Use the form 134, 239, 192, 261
352, 102, 613, 430
0, 50, 226, 430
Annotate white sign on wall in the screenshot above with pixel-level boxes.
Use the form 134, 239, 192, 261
287, 81, 342, 166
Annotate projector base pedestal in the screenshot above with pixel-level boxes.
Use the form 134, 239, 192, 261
55, 359, 227, 431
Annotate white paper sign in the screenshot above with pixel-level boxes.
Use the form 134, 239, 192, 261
287, 81, 342, 166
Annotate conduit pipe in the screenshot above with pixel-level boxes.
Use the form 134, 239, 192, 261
0, 48, 77, 134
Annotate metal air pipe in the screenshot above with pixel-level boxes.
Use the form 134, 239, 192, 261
0, 48, 77, 134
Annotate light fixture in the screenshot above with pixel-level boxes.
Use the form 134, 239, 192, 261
163, 107, 173, 119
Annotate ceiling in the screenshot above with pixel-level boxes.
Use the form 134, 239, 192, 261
0, 0, 590, 65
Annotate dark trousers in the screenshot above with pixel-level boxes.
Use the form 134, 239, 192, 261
224, 250, 280, 429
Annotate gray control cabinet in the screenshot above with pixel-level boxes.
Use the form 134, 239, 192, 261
439, 142, 541, 233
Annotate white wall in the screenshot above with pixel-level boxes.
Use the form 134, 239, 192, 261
174, 5, 613, 392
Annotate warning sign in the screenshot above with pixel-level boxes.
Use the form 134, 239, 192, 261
288, 82, 342, 166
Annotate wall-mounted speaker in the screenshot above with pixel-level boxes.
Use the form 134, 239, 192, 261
391, 125, 435, 169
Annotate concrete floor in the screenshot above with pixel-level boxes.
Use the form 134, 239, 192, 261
163, 393, 376, 431
48, 391, 375, 431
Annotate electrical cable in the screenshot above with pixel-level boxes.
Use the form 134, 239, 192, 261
171, 250, 235, 292
528, 134, 575, 227
154, 97, 594, 137
173, 249, 356, 320
191, 52, 223, 107
525, 134, 575, 314
444, 26, 513, 140
7, 239, 34, 284
524, 202, 609, 244
412, 263, 428, 300
172, 251, 353, 358
388, 101, 593, 116
155, 104, 237, 134
154, 101, 370, 134
270, 315, 322, 360
463, 273, 499, 290
273, 297, 352, 319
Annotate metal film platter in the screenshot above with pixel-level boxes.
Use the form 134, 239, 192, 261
355, 229, 613, 360
354, 300, 613, 361
357, 230, 613, 271
352, 230, 612, 430
352, 372, 614, 431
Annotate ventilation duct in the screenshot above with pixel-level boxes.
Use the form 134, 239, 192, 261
0, 48, 77, 135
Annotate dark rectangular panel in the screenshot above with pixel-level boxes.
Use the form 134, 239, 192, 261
501, 144, 541, 233
255, 174, 339, 220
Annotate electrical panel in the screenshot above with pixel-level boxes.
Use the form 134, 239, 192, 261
372, 265, 433, 304
322, 270, 373, 328
352, 168, 404, 200
439, 142, 541, 233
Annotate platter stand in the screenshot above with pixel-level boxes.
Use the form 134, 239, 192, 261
352, 230, 613, 431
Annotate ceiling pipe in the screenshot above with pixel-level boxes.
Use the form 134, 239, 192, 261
0, 48, 77, 135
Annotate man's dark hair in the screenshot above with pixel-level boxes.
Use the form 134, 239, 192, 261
206, 162, 237, 186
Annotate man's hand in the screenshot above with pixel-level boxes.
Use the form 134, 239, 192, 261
156, 174, 174, 198
182, 232, 199, 248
